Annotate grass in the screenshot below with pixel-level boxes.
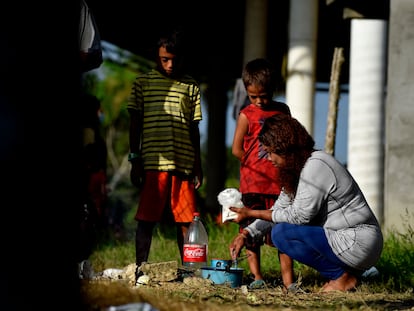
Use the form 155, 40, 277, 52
88, 207, 414, 293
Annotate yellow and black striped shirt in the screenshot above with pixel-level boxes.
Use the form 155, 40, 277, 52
128, 69, 202, 175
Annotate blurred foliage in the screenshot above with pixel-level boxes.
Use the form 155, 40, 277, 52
81, 51, 153, 180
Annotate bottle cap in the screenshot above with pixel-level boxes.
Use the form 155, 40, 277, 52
193, 212, 200, 216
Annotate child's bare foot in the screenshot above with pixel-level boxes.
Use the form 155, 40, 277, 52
320, 272, 358, 292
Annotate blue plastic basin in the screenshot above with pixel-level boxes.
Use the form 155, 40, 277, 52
200, 266, 243, 288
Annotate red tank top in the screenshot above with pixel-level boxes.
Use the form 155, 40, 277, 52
239, 102, 289, 195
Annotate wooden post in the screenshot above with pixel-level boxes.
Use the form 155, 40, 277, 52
324, 47, 344, 156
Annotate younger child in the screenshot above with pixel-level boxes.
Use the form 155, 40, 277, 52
232, 58, 295, 291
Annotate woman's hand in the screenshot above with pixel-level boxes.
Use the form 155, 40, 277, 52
230, 206, 274, 222
229, 206, 251, 223
229, 231, 248, 260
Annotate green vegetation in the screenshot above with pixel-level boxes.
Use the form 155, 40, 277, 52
89, 208, 414, 293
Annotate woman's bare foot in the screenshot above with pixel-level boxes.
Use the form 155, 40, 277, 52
320, 272, 358, 292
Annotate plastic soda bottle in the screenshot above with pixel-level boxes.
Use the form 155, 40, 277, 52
183, 212, 208, 274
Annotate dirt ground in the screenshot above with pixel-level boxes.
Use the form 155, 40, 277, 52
80, 262, 414, 311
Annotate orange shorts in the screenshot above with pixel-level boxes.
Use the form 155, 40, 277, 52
135, 171, 197, 223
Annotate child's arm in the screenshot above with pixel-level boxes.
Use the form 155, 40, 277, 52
190, 121, 203, 189
232, 112, 249, 161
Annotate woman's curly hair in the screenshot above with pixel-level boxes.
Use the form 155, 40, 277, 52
259, 114, 315, 197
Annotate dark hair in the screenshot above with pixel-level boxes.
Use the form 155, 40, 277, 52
157, 27, 184, 56
242, 58, 277, 94
259, 114, 315, 196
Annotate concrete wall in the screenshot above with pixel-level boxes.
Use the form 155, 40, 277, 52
384, 0, 414, 234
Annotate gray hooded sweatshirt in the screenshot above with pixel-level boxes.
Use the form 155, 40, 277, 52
245, 150, 383, 270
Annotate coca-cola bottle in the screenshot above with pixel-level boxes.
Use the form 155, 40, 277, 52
183, 212, 208, 275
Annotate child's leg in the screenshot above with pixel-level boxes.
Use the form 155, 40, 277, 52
135, 220, 155, 282
279, 251, 294, 288
176, 222, 190, 264
246, 245, 263, 280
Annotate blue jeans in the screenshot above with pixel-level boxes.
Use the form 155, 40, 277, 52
271, 223, 350, 280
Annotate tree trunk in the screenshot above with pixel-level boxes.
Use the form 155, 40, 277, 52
325, 47, 344, 156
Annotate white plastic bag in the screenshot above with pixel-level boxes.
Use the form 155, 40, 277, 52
217, 188, 244, 223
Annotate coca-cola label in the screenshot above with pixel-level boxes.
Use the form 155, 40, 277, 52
183, 244, 207, 262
